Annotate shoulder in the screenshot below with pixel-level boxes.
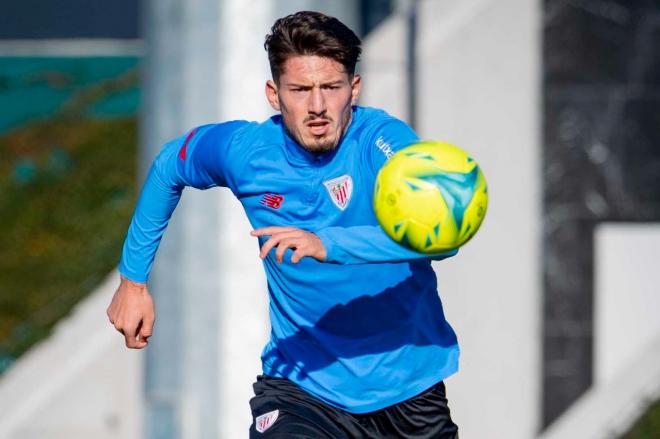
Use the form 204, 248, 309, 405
245, 115, 287, 148
191, 116, 284, 154
350, 106, 418, 158
354, 106, 407, 126
352, 106, 414, 141
194, 120, 255, 148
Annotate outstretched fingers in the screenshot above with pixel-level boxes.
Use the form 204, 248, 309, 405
250, 226, 297, 237
254, 229, 300, 261
251, 226, 326, 263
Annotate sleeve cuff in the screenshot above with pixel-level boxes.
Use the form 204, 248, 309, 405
315, 229, 343, 264
118, 262, 149, 284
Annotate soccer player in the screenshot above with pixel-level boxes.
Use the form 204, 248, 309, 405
107, 11, 461, 438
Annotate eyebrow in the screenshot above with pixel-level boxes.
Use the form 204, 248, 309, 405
286, 80, 346, 88
322, 80, 345, 86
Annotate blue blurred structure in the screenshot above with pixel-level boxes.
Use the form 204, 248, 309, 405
0, 57, 139, 133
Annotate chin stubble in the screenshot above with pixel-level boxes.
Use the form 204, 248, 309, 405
303, 111, 353, 154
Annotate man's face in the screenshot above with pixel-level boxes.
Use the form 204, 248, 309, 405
265, 55, 361, 154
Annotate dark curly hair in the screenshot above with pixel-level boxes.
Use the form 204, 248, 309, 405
264, 11, 362, 83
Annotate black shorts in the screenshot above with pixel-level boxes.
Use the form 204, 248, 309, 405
249, 375, 459, 438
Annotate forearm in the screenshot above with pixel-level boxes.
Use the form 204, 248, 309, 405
316, 225, 457, 265
118, 123, 241, 282
119, 164, 183, 282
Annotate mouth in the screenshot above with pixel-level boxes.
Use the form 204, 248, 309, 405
307, 119, 330, 136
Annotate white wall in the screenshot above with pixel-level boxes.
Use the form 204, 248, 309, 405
141, 1, 225, 437
422, 2, 541, 437
206, 2, 360, 437
0, 272, 143, 439
214, 3, 359, 436
595, 223, 660, 384
360, 12, 409, 121
363, 1, 542, 437
214, 2, 274, 437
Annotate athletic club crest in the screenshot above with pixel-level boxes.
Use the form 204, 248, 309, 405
323, 174, 353, 210
255, 409, 279, 433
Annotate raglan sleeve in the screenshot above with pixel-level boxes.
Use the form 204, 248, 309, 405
315, 115, 459, 265
118, 121, 249, 282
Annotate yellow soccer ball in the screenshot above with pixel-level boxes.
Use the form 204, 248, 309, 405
373, 141, 488, 253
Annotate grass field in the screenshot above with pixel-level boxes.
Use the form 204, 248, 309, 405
0, 116, 137, 372
0, 56, 139, 371
623, 399, 660, 439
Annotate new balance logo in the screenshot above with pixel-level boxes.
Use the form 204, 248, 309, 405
260, 193, 284, 209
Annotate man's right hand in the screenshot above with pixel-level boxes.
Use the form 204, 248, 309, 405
107, 276, 155, 349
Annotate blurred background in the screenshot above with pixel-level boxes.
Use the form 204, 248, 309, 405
0, 0, 659, 438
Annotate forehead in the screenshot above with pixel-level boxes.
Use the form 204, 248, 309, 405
279, 55, 349, 84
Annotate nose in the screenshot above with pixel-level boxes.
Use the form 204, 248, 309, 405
308, 87, 326, 116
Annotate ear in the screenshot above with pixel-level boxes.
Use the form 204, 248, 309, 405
265, 80, 280, 111
350, 74, 362, 105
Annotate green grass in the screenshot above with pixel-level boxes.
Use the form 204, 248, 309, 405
0, 116, 137, 371
623, 398, 660, 439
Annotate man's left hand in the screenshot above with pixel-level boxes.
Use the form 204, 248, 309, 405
251, 226, 327, 263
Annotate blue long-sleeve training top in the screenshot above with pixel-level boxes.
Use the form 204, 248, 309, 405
119, 106, 460, 413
